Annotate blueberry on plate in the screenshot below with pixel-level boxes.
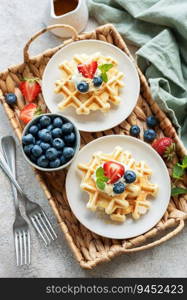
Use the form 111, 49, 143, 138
37, 155, 49, 168
24, 144, 34, 155
130, 125, 140, 137
52, 128, 62, 138
144, 129, 156, 143
40, 142, 50, 151
62, 147, 75, 159
39, 115, 51, 127
57, 150, 63, 158
93, 76, 103, 87
49, 158, 61, 168
52, 138, 65, 150
77, 81, 89, 93
61, 123, 74, 135
60, 155, 67, 165
5, 93, 17, 105
29, 125, 39, 135
31, 145, 43, 157
38, 129, 52, 142
46, 147, 58, 161
146, 116, 158, 128
53, 117, 63, 128
124, 170, 136, 183
63, 132, 76, 145
22, 134, 35, 145
113, 182, 125, 194
47, 124, 53, 131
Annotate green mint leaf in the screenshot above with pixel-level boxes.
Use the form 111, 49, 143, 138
182, 155, 187, 169
98, 64, 113, 73
171, 187, 187, 196
96, 179, 105, 190
172, 164, 185, 179
102, 176, 109, 183
101, 72, 108, 83
96, 167, 104, 178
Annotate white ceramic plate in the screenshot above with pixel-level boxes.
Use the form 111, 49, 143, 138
66, 135, 171, 239
42, 40, 140, 132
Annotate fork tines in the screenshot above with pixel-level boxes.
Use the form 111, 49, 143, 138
29, 211, 57, 246
14, 229, 31, 266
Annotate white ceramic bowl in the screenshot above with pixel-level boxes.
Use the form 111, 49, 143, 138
21, 113, 80, 172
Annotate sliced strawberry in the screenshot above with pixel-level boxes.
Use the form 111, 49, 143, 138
103, 161, 125, 184
152, 137, 175, 160
20, 103, 42, 124
77, 61, 98, 79
19, 78, 41, 102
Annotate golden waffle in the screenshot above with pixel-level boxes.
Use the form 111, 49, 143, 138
78, 146, 158, 223
54, 53, 124, 115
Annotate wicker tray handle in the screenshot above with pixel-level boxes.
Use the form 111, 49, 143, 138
23, 24, 79, 63
124, 219, 184, 253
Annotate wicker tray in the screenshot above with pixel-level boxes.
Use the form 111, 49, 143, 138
0, 24, 187, 269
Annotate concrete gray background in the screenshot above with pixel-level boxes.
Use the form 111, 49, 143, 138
0, 0, 186, 278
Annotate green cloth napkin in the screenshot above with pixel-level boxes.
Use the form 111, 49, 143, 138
88, 0, 187, 147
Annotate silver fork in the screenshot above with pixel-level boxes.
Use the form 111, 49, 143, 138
1, 136, 30, 266
0, 138, 57, 246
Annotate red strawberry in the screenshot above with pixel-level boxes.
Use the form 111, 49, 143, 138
19, 78, 41, 102
103, 161, 125, 184
152, 137, 175, 160
77, 61, 98, 79
20, 103, 42, 124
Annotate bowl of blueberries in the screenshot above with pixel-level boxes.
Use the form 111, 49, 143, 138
21, 113, 80, 171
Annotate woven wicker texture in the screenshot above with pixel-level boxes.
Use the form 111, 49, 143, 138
0, 24, 187, 269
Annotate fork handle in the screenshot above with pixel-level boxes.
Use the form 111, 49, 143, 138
1, 136, 19, 210
0, 150, 25, 198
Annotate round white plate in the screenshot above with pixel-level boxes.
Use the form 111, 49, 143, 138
66, 135, 171, 239
42, 40, 140, 132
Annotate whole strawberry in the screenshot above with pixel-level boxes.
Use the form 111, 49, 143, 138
152, 137, 175, 160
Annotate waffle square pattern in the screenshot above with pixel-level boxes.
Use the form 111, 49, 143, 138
78, 146, 158, 223
54, 53, 124, 115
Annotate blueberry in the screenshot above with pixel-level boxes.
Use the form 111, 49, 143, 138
130, 125, 140, 137
29, 125, 39, 135
5, 93, 17, 105
31, 145, 43, 157
113, 182, 125, 194
62, 147, 75, 159
37, 155, 49, 168
60, 155, 67, 165
53, 117, 63, 128
144, 129, 156, 143
64, 132, 76, 145
47, 124, 54, 131
39, 115, 51, 127
93, 76, 103, 87
61, 123, 74, 135
22, 134, 35, 145
52, 128, 62, 138
38, 129, 52, 142
40, 142, 50, 151
52, 138, 65, 150
24, 144, 34, 155
146, 116, 158, 128
124, 170, 136, 183
46, 147, 58, 161
77, 81, 89, 93
49, 158, 61, 168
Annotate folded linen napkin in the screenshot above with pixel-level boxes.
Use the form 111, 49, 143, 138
88, 0, 187, 147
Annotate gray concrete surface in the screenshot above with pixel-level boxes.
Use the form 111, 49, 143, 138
0, 0, 186, 278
